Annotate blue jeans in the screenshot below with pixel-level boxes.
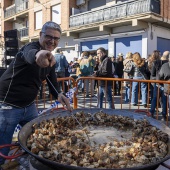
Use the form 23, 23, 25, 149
98, 86, 112, 109
0, 103, 38, 165
149, 83, 154, 101
82, 75, 94, 96
131, 77, 147, 105
150, 84, 167, 117
124, 85, 130, 102
77, 75, 83, 89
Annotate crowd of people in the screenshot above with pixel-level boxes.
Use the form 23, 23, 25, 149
53, 47, 170, 120
124, 50, 170, 121
55, 48, 170, 121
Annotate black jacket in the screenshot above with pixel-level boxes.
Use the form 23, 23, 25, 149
96, 55, 113, 86
151, 60, 168, 80
0, 41, 58, 108
159, 62, 170, 93
131, 62, 150, 80
115, 61, 124, 77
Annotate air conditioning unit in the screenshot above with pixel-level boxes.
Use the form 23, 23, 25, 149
76, 0, 86, 6
72, 8, 80, 15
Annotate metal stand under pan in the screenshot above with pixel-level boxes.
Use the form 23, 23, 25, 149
29, 156, 56, 170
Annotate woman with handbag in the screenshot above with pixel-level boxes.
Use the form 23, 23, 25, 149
129, 52, 149, 107
123, 52, 133, 102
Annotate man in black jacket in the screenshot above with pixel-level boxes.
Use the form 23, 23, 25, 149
94, 47, 114, 109
0, 21, 71, 165
149, 51, 169, 120
159, 54, 170, 120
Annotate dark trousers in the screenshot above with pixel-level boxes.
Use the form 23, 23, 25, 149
56, 72, 68, 93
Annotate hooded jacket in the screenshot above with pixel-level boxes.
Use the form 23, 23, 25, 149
159, 62, 170, 94
96, 55, 113, 86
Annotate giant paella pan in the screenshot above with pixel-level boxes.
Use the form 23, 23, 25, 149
18, 109, 170, 170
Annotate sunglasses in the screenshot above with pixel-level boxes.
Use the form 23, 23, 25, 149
42, 32, 60, 42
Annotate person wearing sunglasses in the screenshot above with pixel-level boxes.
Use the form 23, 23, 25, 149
0, 21, 71, 166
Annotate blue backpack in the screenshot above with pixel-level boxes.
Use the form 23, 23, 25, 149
80, 62, 90, 76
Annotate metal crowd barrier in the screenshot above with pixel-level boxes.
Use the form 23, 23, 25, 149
35, 77, 76, 109
35, 77, 170, 124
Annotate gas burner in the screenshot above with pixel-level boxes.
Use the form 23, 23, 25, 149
29, 156, 55, 170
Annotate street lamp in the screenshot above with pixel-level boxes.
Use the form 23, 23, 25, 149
34, 0, 59, 14
34, 0, 48, 9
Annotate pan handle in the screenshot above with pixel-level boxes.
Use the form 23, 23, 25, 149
0, 143, 25, 159
134, 110, 151, 117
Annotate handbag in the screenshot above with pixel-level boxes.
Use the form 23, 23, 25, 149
123, 60, 134, 75
138, 66, 149, 80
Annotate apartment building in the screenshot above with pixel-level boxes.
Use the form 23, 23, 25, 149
66, 0, 170, 59
1, 0, 170, 63
1, 0, 67, 41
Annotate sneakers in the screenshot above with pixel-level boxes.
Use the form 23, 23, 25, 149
124, 99, 130, 103
143, 104, 147, 108
150, 113, 155, 119
161, 117, 166, 121
161, 113, 167, 121
161, 114, 170, 121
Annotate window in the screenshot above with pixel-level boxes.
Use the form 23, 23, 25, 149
52, 4, 61, 25
88, 0, 106, 11
35, 10, 42, 30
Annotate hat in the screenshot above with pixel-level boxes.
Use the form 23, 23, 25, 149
56, 49, 61, 53
118, 53, 124, 57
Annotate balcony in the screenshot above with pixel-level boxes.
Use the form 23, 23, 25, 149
16, 0, 28, 14
19, 27, 28, 38
4, 5, 16, 18
4, 0, 28, 19
70, 0, 160, 27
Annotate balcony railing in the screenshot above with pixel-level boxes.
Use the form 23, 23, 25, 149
16, 1, 28, 14
4, 5, 16, 18
19, 27, 29, 38
70, 0, 160, 27
4, 0, 28, 19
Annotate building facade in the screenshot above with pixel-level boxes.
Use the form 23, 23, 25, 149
1, 0, 170, 63
66, 0, 170, 59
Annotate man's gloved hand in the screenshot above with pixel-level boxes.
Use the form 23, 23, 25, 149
58, 93, 72, 112
35, 50, 56, 67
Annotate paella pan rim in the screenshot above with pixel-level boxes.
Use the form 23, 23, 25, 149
18, 108, 170, 170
